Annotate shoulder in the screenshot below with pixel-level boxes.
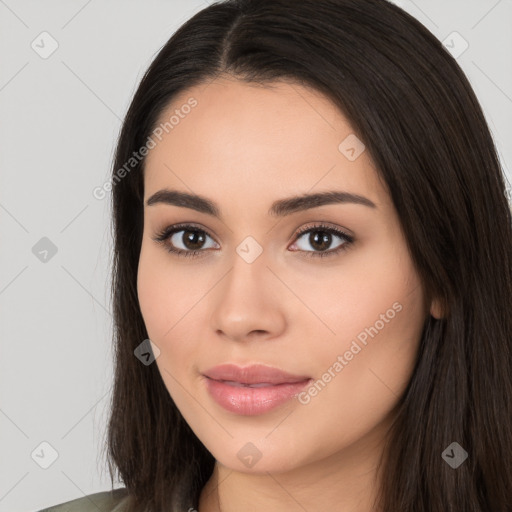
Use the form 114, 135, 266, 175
37, 487, 130, 512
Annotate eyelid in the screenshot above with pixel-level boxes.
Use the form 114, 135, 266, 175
289, 222, 354, 256
152, 221, 355, 259
155, 220, 351, 241
152, 222, 219, 250
293, 221, 353, 239
155, 221, 217, 241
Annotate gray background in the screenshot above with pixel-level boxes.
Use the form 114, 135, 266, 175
0, 1, 510, 511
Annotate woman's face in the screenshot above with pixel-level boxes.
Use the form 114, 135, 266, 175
137, 77, 436, 475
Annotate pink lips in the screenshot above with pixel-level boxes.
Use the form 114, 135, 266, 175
202, 364, 312, 415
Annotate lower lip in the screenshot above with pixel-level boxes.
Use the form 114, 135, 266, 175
203, 377, 312, 415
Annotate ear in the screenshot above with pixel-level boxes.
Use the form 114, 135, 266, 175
429, 297, 444, 319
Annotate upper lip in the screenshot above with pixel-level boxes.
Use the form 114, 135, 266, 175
203, 364, 311, 385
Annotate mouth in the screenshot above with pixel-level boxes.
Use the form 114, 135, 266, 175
202, 363, 311, 385
203, 377, 312, 416
208, 378, 310, 387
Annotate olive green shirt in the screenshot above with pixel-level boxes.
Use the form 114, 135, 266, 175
37, 488, 130, 512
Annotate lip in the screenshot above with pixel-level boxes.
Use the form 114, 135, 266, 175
202, 364, 312, 415
203, 363, 311, 385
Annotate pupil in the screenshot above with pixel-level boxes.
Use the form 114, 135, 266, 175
184, 230, 205, 250
180, 230, 332, 252
311, 231, 331, 251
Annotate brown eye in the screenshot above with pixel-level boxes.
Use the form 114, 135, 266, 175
175, 229, 208, 250
153, 222, 354, 260
153, 224, 219, 258
290, 224, 354, 258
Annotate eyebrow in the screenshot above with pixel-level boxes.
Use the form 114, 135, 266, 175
145, 189, 377, 217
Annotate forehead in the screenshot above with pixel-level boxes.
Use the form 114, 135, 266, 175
143, 78, 387, 212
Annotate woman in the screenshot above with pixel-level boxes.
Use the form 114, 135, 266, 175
40, 0, 512, 510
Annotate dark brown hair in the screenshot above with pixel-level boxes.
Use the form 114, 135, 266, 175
102, 1, 512, 510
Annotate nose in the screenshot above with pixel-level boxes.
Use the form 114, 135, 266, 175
209, 248, 286, 344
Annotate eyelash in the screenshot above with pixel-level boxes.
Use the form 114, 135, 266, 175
152, 222, 355, 260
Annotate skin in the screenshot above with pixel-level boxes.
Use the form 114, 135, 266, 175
137, 76, 442, 512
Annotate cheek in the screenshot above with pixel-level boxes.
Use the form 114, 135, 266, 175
137, 247, 203, 376
137, 249, 165, 338
289, 266, 421, 360
299, 243, 426, 409
137, 257, 194, 411
290, 281, 425, 458
136, 246, 186, 356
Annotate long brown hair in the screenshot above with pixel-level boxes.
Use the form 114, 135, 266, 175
102, 1, 512, 510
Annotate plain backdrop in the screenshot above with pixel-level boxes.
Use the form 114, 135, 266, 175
0, 1, 510, 511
